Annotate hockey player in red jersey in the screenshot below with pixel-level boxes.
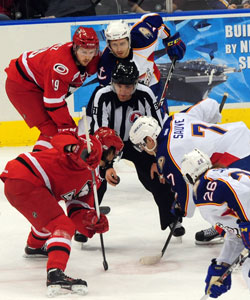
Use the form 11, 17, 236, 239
74, 126, 124, 243
0, 132, 108, 297
5, 26, 100, 152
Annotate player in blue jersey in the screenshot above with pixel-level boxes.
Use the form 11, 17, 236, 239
98, 13, 186, 112
180, 148, 250, 298
129, 98, 250, 243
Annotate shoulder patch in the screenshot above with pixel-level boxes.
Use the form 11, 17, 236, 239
53, 63, 69, 75
138, 27, 153, 39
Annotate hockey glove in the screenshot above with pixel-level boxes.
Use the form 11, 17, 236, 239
58, 126, 77, 134
93, 213, 109, 234
163, 32, 186, 61
170, 199, 185, 218
72, 209, 109, 238
238, 221, 250, 250
70, 134, 102, 169
205, 259, 231, 298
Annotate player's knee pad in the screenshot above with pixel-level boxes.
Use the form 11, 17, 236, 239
45, 214, 76, 239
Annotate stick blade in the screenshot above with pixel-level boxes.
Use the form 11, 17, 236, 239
103, 261, 108, 271
139, 254, 161, 265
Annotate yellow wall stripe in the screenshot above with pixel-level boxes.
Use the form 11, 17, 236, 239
0, 108, 250, 147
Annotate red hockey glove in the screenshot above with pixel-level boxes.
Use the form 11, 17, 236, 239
57, 126, 77, 134
71, 209, 109, 238
93, 213, 109, 234
77, 134, 103, 169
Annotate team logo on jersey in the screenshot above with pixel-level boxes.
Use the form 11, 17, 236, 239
61, 181, 91, 201
139, 27, 153, 39
53, 63, 69, 75
129, 111, 142, 123
158, 156, 166, 172
98, 66, 107, 80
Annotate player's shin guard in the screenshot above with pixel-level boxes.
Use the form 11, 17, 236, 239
45, 214, 75, 271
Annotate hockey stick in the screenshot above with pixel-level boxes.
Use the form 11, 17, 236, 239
82, 107, 108, 271
219, 92, 228, 113
158, 57, 177, 110
139, 218, 179, 265
200, 248, 249, 300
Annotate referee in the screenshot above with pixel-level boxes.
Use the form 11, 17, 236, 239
81, 61, 185, 234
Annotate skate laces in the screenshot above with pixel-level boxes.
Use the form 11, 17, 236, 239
175, 221, 182, 229
203, 227, 218, 237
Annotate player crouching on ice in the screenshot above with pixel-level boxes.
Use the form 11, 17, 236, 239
129, 98, 250, 244
181, 148, 250, 298
0, 132, 109, 297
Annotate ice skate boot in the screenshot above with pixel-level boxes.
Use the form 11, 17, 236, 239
46, 268, 88, 297
24, 245, 48, 258
195, 226, 224, 245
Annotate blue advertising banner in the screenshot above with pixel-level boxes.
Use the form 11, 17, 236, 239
71, 14, 250, 111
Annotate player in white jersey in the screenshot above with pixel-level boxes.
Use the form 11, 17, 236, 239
129, 98, 250, 240
180, 148, 250, 298
98, 13, 186, 112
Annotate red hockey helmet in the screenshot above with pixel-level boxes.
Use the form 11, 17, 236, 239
94, 127, 124, 158
73, 26, 99, 50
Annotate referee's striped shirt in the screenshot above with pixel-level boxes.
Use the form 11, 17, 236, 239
86, 83, 163, 141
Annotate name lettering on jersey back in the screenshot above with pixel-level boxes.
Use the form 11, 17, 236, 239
173, 119, 184, 139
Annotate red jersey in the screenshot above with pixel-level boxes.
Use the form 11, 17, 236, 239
5, 42, 100, 127
0, 136, 101, 213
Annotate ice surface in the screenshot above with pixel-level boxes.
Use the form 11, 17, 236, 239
0, 146, 249, 300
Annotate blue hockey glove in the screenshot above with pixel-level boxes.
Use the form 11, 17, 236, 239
163, 32, 186, 61
205, 259, 231, 298
238, 221, 250, 250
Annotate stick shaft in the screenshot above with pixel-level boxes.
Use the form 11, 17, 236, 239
219, 92, 228, 113
82, 107, 108, 271
158, 57, 177, 109
200, 249, 249, 299
161, 218, 179, 257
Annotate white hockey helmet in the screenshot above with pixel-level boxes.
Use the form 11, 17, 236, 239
105, 20, 131, 43
129, 116, 161, 152
181, 148, 212, 185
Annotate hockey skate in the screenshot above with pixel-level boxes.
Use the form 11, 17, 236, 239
46, 268, 88, 297
169, 221, 185, 237
195, 226, 224, 245
74, 231, 88, 243
169, 221, 185, 243
24, 245, 48, 258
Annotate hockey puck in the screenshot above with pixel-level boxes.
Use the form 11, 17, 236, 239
111, 174, 120, 184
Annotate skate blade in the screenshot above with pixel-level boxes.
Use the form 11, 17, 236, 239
47, 284, 88, 297
195, 237, 224, 245
173, 236, 182, 243
23, 253, 47, 259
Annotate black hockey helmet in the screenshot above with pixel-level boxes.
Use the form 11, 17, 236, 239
111, 61, 139, 85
